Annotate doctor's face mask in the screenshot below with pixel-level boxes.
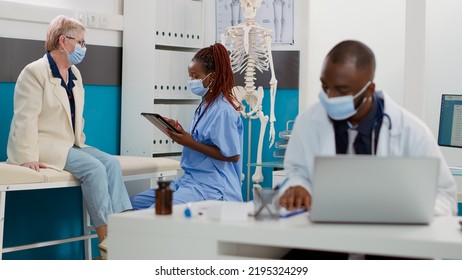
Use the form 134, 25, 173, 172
319, 80, 372, 120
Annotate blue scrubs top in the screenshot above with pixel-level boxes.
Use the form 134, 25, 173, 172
171, 93, 244, 202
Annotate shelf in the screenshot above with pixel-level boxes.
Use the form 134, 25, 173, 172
248, 161, 284, 169
450, 167, 462, 176
247, 163, 462, 175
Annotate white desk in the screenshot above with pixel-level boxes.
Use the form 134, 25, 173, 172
108, 201, 462, 260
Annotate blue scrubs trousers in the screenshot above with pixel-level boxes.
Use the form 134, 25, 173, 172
130, 184, 205, 210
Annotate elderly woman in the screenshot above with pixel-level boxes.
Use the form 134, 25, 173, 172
6, 15, 132, 258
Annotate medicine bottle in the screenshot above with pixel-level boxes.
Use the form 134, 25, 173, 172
155, 179, 173, 215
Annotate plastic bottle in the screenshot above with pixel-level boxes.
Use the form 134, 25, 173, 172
155, 179, 172, 215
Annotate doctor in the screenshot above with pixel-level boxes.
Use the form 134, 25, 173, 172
279, 40, 457, 217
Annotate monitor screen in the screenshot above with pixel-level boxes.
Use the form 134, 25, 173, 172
438, 94, 462, 148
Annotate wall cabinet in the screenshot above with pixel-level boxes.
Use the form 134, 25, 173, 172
121, 0, 204, 157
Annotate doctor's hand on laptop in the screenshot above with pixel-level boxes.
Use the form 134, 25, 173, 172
279, 186, 311, 211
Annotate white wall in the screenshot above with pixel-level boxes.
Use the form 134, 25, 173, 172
2, 0, 123, 14
302, 0, 407, 111
404, 0, 426, 119
0, 0, 123, 47
425, 0, 462, 166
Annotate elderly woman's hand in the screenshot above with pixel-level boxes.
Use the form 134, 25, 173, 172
21, 161, 47, 172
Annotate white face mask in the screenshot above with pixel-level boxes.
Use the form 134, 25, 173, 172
187, 73, 212, 97
319, 81, 372, 120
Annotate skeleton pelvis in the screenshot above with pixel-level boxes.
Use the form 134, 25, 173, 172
233, 85, 264, 111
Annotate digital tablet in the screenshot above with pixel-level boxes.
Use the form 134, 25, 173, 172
141, 112, 181, 135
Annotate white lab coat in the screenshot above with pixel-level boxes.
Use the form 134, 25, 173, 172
283, 90, 457, 216
7, 55, 86, 170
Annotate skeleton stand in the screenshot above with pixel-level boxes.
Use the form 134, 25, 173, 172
221, 0, 278, 200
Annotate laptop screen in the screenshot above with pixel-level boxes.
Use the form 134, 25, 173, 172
438, 94, 462, 148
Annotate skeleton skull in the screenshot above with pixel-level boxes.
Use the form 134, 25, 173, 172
240, 0, 262, 19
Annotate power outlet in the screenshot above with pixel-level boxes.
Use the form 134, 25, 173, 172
75, 11, 87, 26
99, 16, 108, 28
87, 13, 99, 28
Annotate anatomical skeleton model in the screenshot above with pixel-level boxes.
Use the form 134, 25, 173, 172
221, 0, 278, 195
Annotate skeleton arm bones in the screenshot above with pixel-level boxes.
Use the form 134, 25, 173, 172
265, 31, 277, 148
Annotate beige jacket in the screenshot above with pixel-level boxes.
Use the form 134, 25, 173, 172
7, 55, 86, 170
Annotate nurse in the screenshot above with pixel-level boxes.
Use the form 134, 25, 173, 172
131, 43, 244, 209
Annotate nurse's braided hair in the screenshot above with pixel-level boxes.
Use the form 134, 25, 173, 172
192, 43, 241, 111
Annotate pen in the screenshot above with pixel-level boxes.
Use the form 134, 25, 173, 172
280, 208, 308, 219
274, 176, 289, 191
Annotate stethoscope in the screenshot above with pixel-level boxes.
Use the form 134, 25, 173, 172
191, 101, 206, 139
371, 95, 392, 155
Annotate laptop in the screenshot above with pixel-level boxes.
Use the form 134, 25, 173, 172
309, 156, 439, 224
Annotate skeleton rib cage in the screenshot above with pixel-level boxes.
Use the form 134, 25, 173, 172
229, 28, 271, 75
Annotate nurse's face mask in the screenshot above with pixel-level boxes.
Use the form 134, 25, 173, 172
319, 80, 372, 120
188, 72, 212, 97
